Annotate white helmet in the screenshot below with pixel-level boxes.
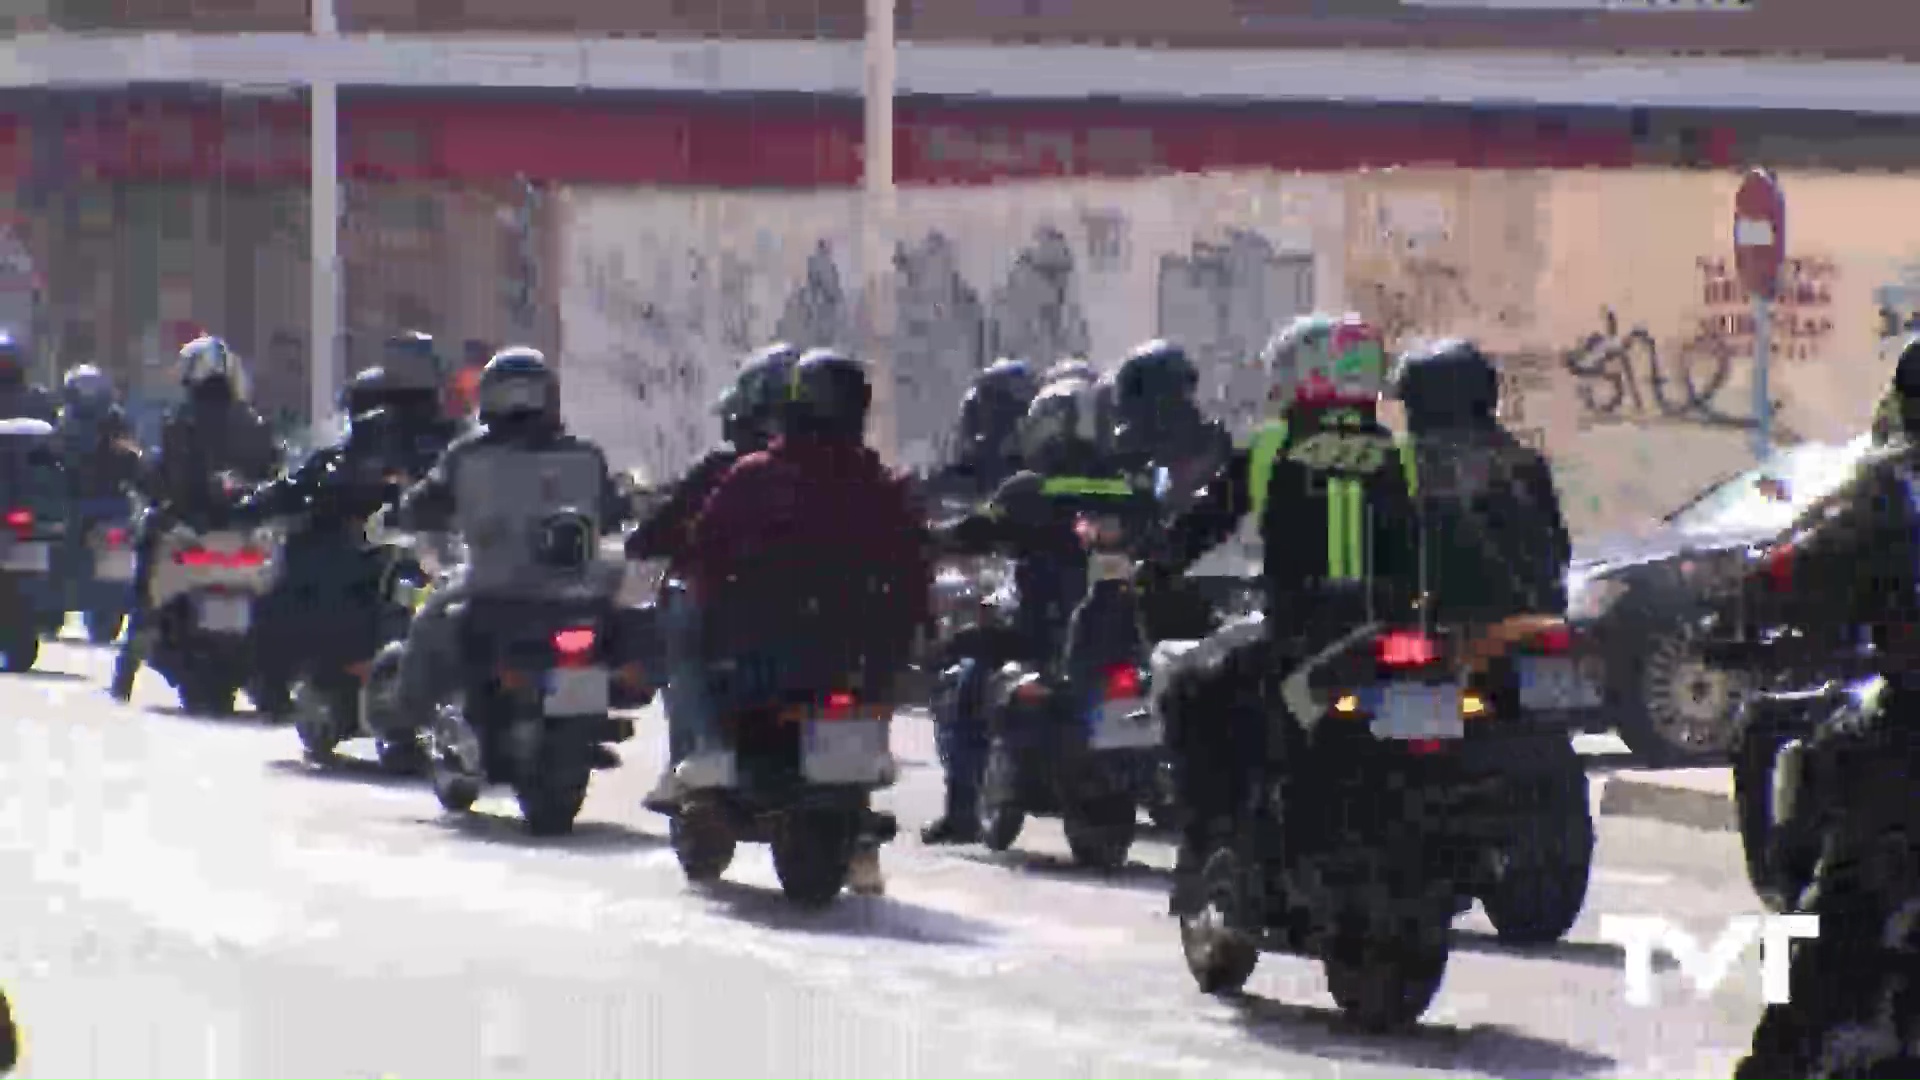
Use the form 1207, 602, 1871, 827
1257, 313, 1389, 409
178, 335, 248, 400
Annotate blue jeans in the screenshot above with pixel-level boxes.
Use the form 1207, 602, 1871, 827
933, 657, 990, 817
660, 585, 715, 764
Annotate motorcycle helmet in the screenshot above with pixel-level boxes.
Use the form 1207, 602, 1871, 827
719, 342, 800, 449
340, 365, 393, 418
179, 334, 244, 402
1258, 313, 1388, 409
476, 346, 559, 429
61, 364, 114, 411
1043, 358, 1097, 387
1111, 338, 1201, 453
378, 329, 445, 410
1389, 338, 1500, 432
957, 358, 1039, 465
781, 348, 872, 441
1018, 376, 1105, 475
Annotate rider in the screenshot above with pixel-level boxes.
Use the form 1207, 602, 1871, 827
1735, 337, 1920, 1078
387, 348, 627, 748
1389, 338, 1570, 623
1140, 313, 1420, 912
918, 371, 1159, 844
628, 342, 799, 810
56, 364, 141, 502
368, 330, 464, 481
231, 366, 428, 715
680, 349, 931, 891
0, 332, 55, 424
1107, 340, 1232, 498
926, 359, 1039, 505
109, 335, 279, 702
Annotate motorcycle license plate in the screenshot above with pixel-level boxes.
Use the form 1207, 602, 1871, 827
1089, 553, 1135, 583
94, 550, 135, 582
1367, 683, 1465, 740
801, 715, 892, 785
1517, 656, 1603, 710
1089, 698, 1161, 750
2, 542, 47, 573
542, 667, 609, 717
194, 594, 252, 633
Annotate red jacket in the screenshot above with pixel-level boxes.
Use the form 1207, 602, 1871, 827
690, 436, 932, 698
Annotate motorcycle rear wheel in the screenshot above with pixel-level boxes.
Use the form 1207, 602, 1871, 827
1322, 926, 1450, 1032
512, 739, 592, 837
771, 808, 857, 908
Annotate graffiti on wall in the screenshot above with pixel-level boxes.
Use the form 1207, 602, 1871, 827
1695, 255, 1836, 364
1562, 307, 1790, 433
1157, 230, 1315, 435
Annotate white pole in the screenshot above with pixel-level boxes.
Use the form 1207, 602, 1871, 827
308, 0, 341, 433
861, 0, 898, 465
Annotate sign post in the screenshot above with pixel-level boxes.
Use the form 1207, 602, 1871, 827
1734, 168, 1785, 461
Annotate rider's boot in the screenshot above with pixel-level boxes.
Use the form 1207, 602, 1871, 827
919, 775, 983, 845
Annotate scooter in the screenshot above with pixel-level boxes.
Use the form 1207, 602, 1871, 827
144, 521, 283, 714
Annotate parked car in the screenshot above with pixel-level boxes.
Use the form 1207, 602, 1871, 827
1568, 436, 1870, 762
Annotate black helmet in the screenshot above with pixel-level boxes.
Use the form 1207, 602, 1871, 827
476, 346, 558, 429
1018, 377, 1105, 475
340, 366, 392, 418
1390, 338, 1499, 431
1883, 336, 1920, 444
1112, 339, 1199, 441
958, 358, 1039, 462
719, 342, 800, 449
782, 348, 871, 441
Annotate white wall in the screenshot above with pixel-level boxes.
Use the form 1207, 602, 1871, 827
556, 173, 1344, 481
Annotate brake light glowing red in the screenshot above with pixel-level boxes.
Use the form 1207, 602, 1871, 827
1534, 626, 1574, 656
1376, 630, 1438, 668
1764, 544, 1795, 593
826, 691, 857, 711
175, 547, 267, 569
3, 509, 30, 537
104, 527, 127, 548
552, 627, 596, 657
1103, 663, 1142, 700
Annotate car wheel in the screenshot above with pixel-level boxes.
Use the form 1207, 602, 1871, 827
1619, 619, 1748, 764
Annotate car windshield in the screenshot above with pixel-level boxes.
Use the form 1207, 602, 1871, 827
1664, 437, 1869, 535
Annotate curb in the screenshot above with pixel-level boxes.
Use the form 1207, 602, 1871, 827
1595, 770, 1737, 832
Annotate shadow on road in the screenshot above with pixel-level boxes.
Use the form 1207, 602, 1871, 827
0, 669, 88, 683
696, 879, 1000, 947
950, 849, 1171, 896
265, 756, 423, 791
1451, 925, 1678, 974
146, 704, 279, 728
430, 810, 667, 855
1227, 992, 1616, 1078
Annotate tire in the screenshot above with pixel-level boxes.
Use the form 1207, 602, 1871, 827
977, 740, 1026, 852
771, 808, 857, 908
511, 737, 593, 837
1618, 619, 1745, 764
250, 675, 294, 722
0, 633, 37, 674
374, 734, 427, 775
1481, 766, 1596, 945
431, 758, 481, 813
670, 804, 737, 883
84, 608, 125, 646
1064, 797, 1138, 871
1178, 845, 1261, 995
180, 669, 238, 716
1733, 721, 1787, 908
1322, 926, 1450, 1032
291, 680, 344, 761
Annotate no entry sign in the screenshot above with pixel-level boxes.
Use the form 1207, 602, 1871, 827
1734, 169, 1785, 300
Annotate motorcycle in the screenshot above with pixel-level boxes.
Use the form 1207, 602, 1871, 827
145, 517, 283, 715
290, 522, 434, 772
665, 682, 901, 907
63, 493, 135, 645
1173, 611, 1594, 1029
977, 512, 1159, 871
422, 512, 636, 836
0, 420, 71, 670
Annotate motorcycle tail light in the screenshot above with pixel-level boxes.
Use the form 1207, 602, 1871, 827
821, 690, 860, 718
1103, 663, 1142, 700
229, 548, 267, 569
103, 527, 127, 548
552, 627, 596, 666
177, 548, 265, 569
3, 509, 30, 538
1532, 626, 1574, 656
1764, 543, 1795, 593
1376, 629, 1438, 669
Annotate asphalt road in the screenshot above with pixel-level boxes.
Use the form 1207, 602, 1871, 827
0, 635, 1765, 1079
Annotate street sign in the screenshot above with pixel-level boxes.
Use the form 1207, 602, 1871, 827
1734, 168, 1785, 300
